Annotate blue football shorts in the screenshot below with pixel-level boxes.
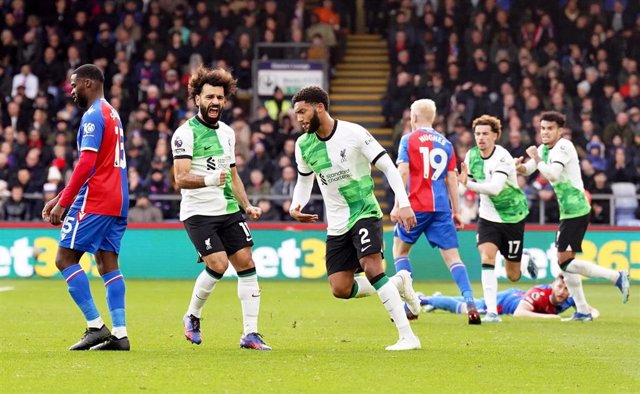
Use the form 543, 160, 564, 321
394, 211, 459, 250
59, 208, 127, 254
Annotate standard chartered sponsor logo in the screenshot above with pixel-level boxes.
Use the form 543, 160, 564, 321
319, 169, 351, 185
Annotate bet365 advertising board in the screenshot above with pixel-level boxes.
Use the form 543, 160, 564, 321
0, 224, 638, 281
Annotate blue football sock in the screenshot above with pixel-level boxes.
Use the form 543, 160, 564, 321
615, 272, 622, 290
428, 296, 464, 314
61, 264, 100, 321
394, 256, 413, 275
449, 262, 474, 299
102, 270, 126, 328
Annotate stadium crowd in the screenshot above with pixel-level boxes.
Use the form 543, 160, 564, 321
0, 0, 639, 225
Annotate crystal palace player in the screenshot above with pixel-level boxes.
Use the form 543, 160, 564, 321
43, 64, 129, 350
419, 275, 599, 319
391, 99, 481, 324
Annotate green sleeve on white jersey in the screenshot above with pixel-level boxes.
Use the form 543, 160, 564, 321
467, 146, 528, 223
295, 136, 313, 175
546, 139, 591, 219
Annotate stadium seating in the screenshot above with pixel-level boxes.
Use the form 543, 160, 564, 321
611, 182, 640, 226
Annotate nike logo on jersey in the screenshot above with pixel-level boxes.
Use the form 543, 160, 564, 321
204, 145, 213, 150
309, 160, 318, 166
246, 236, 253, 242
251, 293, 261, 298
361, 245, 372, 252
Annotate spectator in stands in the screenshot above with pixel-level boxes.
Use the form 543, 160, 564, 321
604, 111, 633, 146
30, 182, 57, 222
11, 63, 38, 100
246, 168, 271, 198
306, 33, 329, 62
0, 152, 11, 182
581, 159, 597, 191
532, 174, 559, 223
607, 147, 638, 183
383, 72, 414, 127
148, 169, 171, 218
234, 153, 251, 186
2, 184, 30, 221
23, 148, 47, 192
506, 128, 526, 159
214, 1, 239, 37
271, 164, 296, 213
306, 14, 336, 56
589, 171, 612, 225
232, 32, 254, 91
256, 198, 280, 221
3, 100, 30, 132
586, 141, 607, 172
128, 192, 163, 223
247, 141, 276, 183
264, 87, 292, 124
285, 27, 307, 60
460, 190, 479, 224
34, 47, 64, 95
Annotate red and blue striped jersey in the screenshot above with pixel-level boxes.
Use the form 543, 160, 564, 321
71, 99, 128, 217
396, 128, 456, 212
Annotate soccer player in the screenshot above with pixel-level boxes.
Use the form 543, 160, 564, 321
172, 66, 270, 350
390, 99, 481, 325
516, 111, 630, 321
458, 115, 538, 323
42, 64, 130, 351
419, 275, 599, 319
289, 86, 421, 351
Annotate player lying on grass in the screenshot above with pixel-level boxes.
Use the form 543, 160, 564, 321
417, 275, 599, 319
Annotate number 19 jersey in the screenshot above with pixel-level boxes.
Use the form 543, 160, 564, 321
396, 128, 456, 213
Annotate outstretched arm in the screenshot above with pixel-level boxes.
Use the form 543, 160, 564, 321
513, 300, 560, 319
515, 156, 537, 176
463, 163, 508, 196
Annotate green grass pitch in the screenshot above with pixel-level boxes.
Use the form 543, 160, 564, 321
1, 279, 638, 393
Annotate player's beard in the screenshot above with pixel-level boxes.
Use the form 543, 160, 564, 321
199, 102, 222, 126
75, 94, 88, 109
306, 109, 320, 134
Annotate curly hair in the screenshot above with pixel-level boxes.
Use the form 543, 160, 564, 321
188, 65, 237, 102
291, 86, 329, 111
540, 111, 566, 128
472, 114, 502, 140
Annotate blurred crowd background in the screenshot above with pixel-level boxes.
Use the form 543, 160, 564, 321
0, 0, 639, 225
